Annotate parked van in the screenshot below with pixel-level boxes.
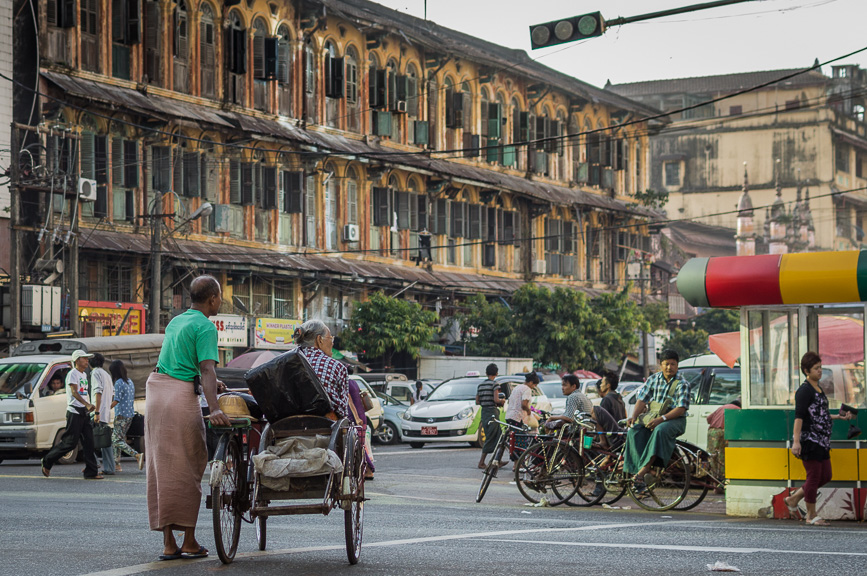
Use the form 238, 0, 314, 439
0, 335, 164, 464
675, 354, 741, 449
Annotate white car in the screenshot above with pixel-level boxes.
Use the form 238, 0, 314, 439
400, 376, 551, 448
349, 375, 383, 431
537, 380, 567, 414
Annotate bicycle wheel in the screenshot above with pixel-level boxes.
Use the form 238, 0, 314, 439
514, 440, 583, 506
564, 450, 606, 507
344, 427, 364, 565
627, 444, 691, 511
212, 434, 243, 564
673, 451, 710, 511
477, 434, 508, 503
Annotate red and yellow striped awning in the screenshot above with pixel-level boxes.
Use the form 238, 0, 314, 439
677, 251, 867, 308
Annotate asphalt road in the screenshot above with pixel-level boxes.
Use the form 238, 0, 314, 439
2, 442, 865, 576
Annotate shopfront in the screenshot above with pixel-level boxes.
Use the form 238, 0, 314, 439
677, 251, 867, 519
78, 301, 146, 336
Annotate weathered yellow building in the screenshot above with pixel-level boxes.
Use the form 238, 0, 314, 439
609, 65, 867, 253
8, 0, 662, 351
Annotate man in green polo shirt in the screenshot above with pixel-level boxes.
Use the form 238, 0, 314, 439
144, 275, 230, 561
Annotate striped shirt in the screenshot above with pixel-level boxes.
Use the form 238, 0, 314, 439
476, 379, 500, 408
637, 371, 691, 413
563, 390, 594, 420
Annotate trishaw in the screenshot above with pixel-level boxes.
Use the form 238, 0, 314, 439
205, 350, 367, 564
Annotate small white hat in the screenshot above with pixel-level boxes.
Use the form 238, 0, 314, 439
71, 350, 94, 362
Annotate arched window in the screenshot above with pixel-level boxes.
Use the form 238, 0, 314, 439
173, 0, 189, 93
345, 47, 360, 132
444, 77, 457, 149
199, 3, 216, 98
226, 11, 246, 105
277, 25, 292, 116
252, 18, 269, 111
387, 59, 401, 140
461, 81, 473, 133
556, 110, 567, 180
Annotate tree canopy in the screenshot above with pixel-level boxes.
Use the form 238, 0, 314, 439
454, 284, 664, 371
662, 328, 710, 359
340, 291, 440, 367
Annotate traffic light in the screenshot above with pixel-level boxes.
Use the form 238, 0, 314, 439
529, 12, 605, 50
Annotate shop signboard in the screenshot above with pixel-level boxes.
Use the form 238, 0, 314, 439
254, 317, 302, 349
78, 301, 146, 336
209, 314, 248, 347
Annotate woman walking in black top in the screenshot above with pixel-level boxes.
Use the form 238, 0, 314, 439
784, 352, 854, 526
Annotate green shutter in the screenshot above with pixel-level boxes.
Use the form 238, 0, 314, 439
486, 137, 500, 163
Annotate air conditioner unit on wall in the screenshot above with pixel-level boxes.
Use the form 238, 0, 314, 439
396, 100, 408, 113
78, 178, 97, 202
532, 259, 546, 275
343, 224, 360, 242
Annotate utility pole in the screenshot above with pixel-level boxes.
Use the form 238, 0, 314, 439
640, 257, 649, 379
9, 124, 21, 348
149, 190, 162, 334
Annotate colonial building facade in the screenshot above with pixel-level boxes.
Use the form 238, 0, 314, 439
7, 0, 661, 353
608, 64, 867, 254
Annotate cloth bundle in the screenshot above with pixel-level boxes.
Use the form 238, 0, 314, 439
251, 435, 343, 491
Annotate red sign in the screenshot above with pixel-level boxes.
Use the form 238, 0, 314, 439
78, 300, 146, 336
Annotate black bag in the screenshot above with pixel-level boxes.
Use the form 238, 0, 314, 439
93, 422, 113, 450
127, 413, 145, 437
245, 349, 334, 422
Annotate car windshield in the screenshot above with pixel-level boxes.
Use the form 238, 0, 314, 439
427, 378, 483, 401
537, 381, 565, 398
0, 362, 47, 396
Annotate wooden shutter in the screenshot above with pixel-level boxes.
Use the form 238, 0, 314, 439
253, 34, 265, 79
264, 37, 278, 80
331, 57, 344, 98
562, 221, 573, 253
374, 69, 387, 108
513, 210, 522, 246
486, 207, 497, 241
488, 103, 501, 139
80, 132, 95, 179
449, 202, 464, 239
372, 187, 392, 227
432, 198, 448, 235
502, 210, 514, 245
277, 39, 290, 83
47, 0, 58, 26
414, 121, 429, 146
463, 133, 479, 158
240, 163, 254, 205
519, 111, 530, 142
444, 88, 455, 128
283, 171, 303, 213
60, 0, 76, 27
397, 191, 410, 229
111, 138, 124, 186
125, 189, 135, 220
233, 29, 247, 74
123, 141, 138, 188
172, 149, 183, 198
183, 152, 199, 197
229, 160, 241, 204
387, 70, 397, 111
415, 193, 427, 231
112, 0, 125, 42
468, 204, 481, 239
94, 136, 108, 184
126, 0, 140, 44
263, 167, 277, 209
407, 76, 419, 116
95, 186, 108, 218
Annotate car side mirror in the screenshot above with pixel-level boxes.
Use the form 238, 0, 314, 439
24, 383, 32, 396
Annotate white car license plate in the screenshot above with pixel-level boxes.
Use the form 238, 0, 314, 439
421, 426, 438, 436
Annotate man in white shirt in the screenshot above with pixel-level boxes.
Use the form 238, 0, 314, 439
505, 372, 539, 427
41, 350, 102, 479
90, 353, 115, 475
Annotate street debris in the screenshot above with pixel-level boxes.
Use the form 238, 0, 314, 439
707, 561, 741, 572
521, 511, 532, 514
602, 504, 631, 510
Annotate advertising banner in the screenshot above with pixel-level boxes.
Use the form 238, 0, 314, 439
209, 314, 248, 347
78, 301, 145, 336
254, 317, 302, 349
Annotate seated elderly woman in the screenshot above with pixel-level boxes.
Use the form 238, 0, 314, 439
294, 319, 349, 419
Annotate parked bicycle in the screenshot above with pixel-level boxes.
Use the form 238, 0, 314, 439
476, 418, 537, 503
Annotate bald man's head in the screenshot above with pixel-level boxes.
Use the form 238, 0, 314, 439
190, 275, 221, 304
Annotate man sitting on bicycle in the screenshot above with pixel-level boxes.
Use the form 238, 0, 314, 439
624, 349, 690, 492
546, 374, 623, 450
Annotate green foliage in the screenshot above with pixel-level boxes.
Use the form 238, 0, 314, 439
634, 188, 669, 209
662, 328, 710, 358
455, 284, 662, 371
340, 291, 440, 366
642, 302, 669, 332
453, 294, 516, 357
691, 309, 739, 335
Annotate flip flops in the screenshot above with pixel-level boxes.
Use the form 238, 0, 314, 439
136, 453, 145, 470
41, 466, 50, 477
158, 549, 183, 561
181, 546, 209, 559
784, 496, 802, 520
807, 516, 830, 526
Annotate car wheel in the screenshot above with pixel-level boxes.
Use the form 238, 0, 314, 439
53, 430, 79, 465
376, 422, 399, 445
473, 426, 486, 449
409, 442, 425, 449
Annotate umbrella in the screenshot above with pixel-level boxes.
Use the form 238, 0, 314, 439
709, 315, 864, 369
573, 369, 601, 379
227, 350, 284, 369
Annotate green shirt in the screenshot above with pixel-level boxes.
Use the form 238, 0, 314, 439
156, 309, 219, 382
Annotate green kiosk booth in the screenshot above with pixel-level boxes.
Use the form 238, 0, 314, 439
677, 250, 867, 520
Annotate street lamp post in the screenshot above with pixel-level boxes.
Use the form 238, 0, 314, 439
147, 193, 213, 334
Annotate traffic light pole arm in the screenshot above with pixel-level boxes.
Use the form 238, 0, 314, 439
605, 0, 757, 28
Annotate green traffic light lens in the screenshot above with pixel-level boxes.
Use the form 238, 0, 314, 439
577, 14, 598, 36
554, 20, 573, 41
531, 25, 551, 46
